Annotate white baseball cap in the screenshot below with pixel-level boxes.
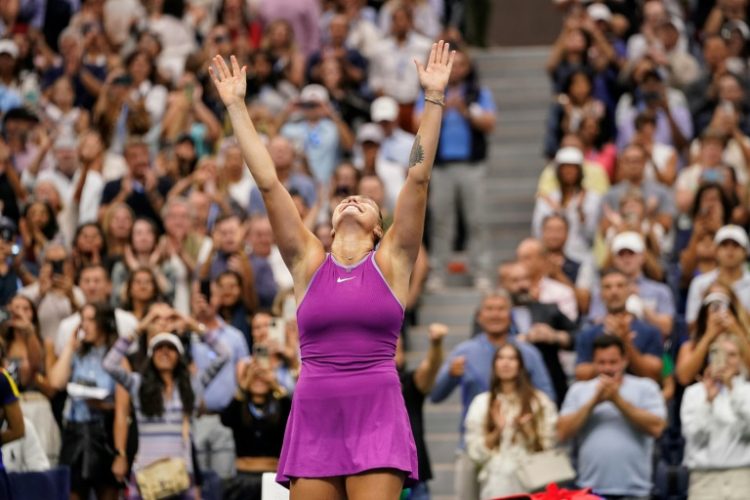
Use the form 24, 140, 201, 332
587, 3, 612, 23
371, 96, 399, 123
147, 332, 185, 358
299, 84, 329, 104
611, 231, 645, 254
714, 224, 749, 251
0, 39, 18, 58
357, 123, 384, 144
554, 147, 584, 166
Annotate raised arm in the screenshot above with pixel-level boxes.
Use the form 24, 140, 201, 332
209, 55, 323, 283
380, 41, 454, 266
103, 336, 140, 394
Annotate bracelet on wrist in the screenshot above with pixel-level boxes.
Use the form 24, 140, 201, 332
424, 91, 445, 107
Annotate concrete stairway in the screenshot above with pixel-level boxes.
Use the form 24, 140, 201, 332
406, 46, 551, 499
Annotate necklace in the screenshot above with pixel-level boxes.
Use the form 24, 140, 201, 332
331, 249, 370, 263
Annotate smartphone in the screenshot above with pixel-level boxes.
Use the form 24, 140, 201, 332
268, 317, 286, 346
709, 301, 729, 314
200, 279, 212, 302
51, 259, 65, 276
721, 100, 735, 115
77, 327, 86, 341
254, 344, 270, 369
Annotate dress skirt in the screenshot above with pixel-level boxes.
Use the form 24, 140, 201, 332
276, 361, 419, 486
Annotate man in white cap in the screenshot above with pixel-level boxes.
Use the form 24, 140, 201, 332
371, 96, 415, 168
354, 122, 400, 210
587, 231, 675, 338
686, 224, 750, 324
280, 84, 353, 185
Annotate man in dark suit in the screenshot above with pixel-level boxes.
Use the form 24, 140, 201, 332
499, 260, 577, 406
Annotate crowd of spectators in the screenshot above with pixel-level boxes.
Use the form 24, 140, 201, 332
428, 1, 750, 499
0, 0, 749, 500
0, 0, 497, 499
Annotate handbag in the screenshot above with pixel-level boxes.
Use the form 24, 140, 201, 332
135, 457, 190, 500
134, 415, 191, 500
515, 448, 576, 492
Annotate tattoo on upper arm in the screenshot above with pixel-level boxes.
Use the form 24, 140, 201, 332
409, 135, 424, 168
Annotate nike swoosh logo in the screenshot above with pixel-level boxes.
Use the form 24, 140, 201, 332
337, 276, 356, 283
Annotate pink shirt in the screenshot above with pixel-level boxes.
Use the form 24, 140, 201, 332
539, 277, 579, 322
259, 0, 320, 57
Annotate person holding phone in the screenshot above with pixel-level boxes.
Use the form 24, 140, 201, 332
220, 358, 292, 500
48, 303, 120, 500
189, 280, 249, 481
676, 282, 750, 386
210, 41, 454, 497
18, 243, 85, 342
681, 334, 750, 500
249, 312, 298, 394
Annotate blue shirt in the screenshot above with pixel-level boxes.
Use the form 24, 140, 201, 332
561, 375, 666, 496
250, 254, 278, 310
66, 345, 116, 423
248, 173, 317, 216
575, 319, 663, 365
281, 120, 340, 184
192, 319, 249, 411
430, 333, 555, 443
415, 84, 495, 161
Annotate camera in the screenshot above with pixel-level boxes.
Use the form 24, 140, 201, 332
50, 259, 65, 276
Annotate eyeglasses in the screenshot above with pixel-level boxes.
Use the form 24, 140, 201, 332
213, 35, 229, 44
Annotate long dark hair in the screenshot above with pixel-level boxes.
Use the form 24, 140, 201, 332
0, 295, 41, 346
485, 343, 545, 452
695, 281, 750, 344
138, 347, 195, 418
78, 302, 119, 357
690, 182, 733, 224
122, 267, 161, 312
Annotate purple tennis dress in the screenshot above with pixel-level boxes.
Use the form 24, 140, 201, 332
276, 251, 419, 486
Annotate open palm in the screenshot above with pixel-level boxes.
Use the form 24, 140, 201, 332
415, 40, 455, 93
209, 55, 246, 107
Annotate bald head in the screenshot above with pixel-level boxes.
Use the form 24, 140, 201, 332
516, 238, 545, 279
268, 136, 295, 171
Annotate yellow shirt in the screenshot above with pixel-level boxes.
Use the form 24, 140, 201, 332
537, 160, 611, 196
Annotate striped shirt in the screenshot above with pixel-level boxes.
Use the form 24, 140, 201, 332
102, 332, 229, 472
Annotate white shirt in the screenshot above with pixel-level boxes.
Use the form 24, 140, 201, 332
643, 142, 677, 184
531, 190, 601, 264
685, 269, 750, 323
681, 377, 750, 469
269, 245, 294, 291
37, 167, 104, 220
54, 308, 138, 357
19, 283, 86, 342
465, 390, 558, 500
368, 33, 432, 104
1, 417, 50, 472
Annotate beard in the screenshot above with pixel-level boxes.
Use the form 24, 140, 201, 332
511, 290, 534, 306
